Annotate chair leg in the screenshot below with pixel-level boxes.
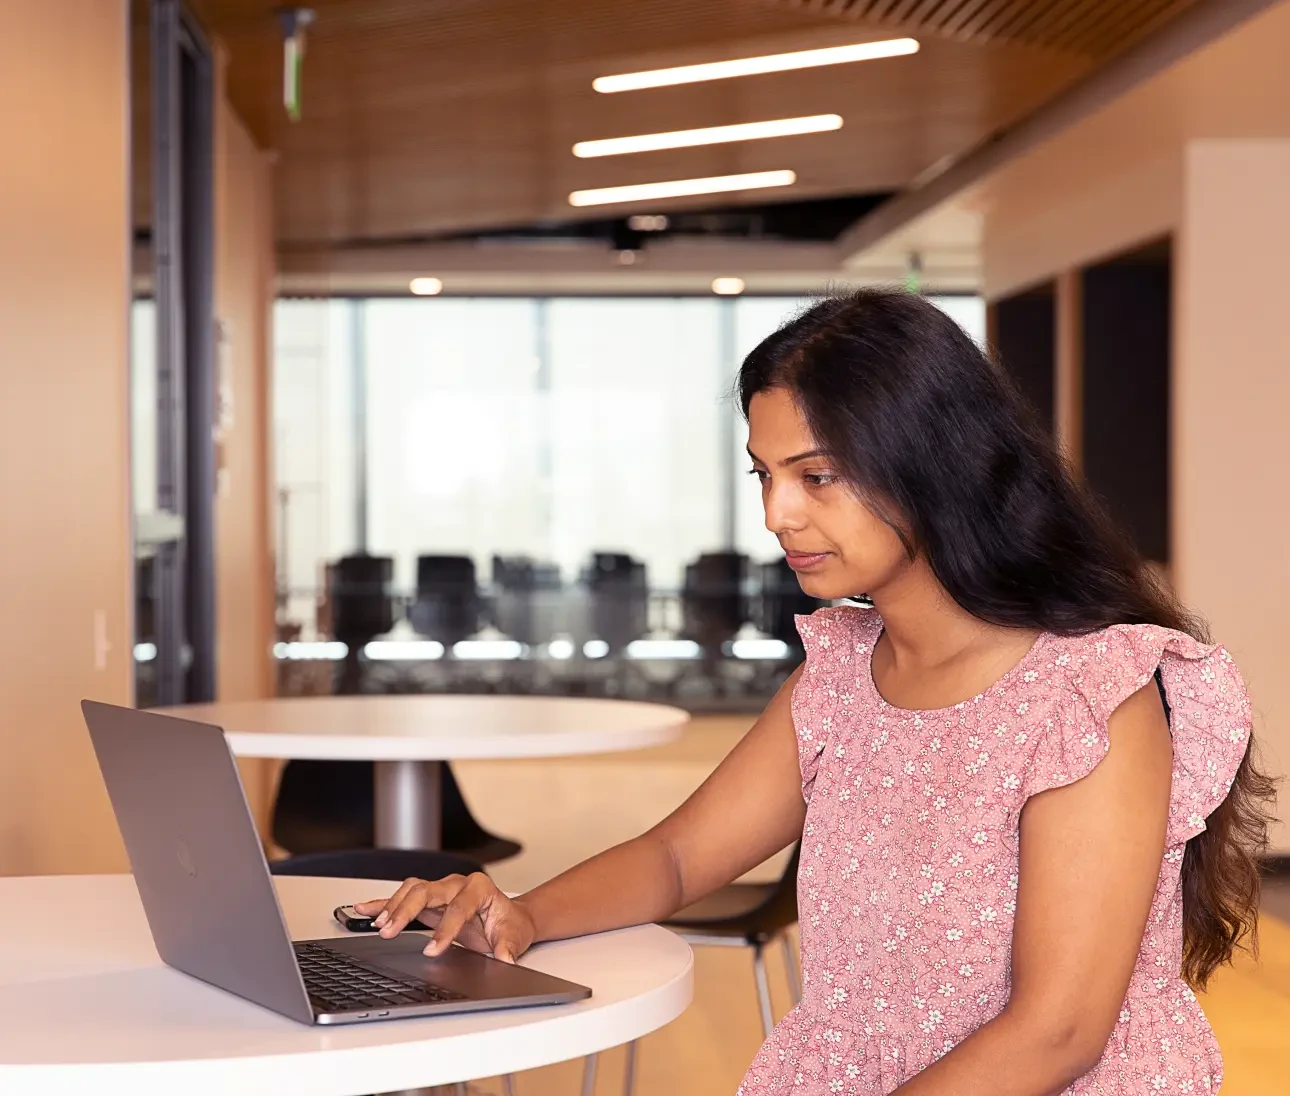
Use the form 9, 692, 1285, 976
582, 1052, 598, 1096
752, 942, 775, 1038
781, 933, 802, 1005
503, 1074, 517, 1096
623, 1040, 638, 1096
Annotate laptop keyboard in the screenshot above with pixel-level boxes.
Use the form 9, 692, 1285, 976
295, 941, 468, 1014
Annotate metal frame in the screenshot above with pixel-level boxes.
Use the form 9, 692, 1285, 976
151, 0, 216, 704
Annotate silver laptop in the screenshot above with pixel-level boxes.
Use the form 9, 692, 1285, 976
82, 700, 591, 1025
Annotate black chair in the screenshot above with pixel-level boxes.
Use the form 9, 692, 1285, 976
271, 761, 522, 866
491, 555, 563, 648
681, 551, 750, 658
268, 846, 483, 882
408, 555, 480, 647
755, 558, 821, 655
329, 554, 396, 695
603, 845, 801, 1096
584, 552, 649, 654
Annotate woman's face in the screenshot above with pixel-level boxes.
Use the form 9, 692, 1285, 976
747, 387, 911, 602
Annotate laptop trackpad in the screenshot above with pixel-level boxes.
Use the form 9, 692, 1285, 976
315, 933, 587, 999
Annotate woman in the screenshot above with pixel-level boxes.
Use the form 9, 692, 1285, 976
358, 289, 1275, 1094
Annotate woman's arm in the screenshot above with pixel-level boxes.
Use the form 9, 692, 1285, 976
892, 682, 1173, 1095
518, 666, 808, 942
361, 667, 807, 959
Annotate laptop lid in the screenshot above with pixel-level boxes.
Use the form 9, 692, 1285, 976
82, 700, 315, 1023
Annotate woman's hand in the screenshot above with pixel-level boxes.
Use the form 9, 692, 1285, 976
353, 873, 536, 963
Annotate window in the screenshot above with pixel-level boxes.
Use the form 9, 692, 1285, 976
273, 293, 985, 634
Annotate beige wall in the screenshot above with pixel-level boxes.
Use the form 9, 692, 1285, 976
1174, 140, 1290, 850
969, 2, 1290, 848
0, 1, 132, 874
976, 0, 1290, 299
213, 54, 279, 829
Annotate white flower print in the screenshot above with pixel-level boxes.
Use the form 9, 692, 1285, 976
1014, 731, 1028, 744
1150, 1076, 1168, 1091
946, 928, 963, 941
1000, 773, 1021, 791
972, 831, 989, 845
882, 775, 895, 788
1120, 1009, 1132, 1023
873, 996, 887, 1011
979, 907, 998, 924
960, 963, 975, 977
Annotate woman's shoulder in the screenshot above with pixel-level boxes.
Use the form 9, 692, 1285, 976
794, 602, 882, 656
1040, 624, 1231, 719
1021, 624, 1252, 844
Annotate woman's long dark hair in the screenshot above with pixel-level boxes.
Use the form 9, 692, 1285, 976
739, 287, 1276, 988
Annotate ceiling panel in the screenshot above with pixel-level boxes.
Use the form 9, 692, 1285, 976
165, 0, 1199, 246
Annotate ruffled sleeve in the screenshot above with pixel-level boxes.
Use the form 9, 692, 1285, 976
1017, 625, 1252, 845
791, 606, 878, 802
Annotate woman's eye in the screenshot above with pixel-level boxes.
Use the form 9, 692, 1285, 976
748, 467, 769, 482
804, 473, 838, 487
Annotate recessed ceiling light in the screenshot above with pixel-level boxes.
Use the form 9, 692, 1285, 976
627, 214, 670, 231
569, 169, 796, 208
409, 277, 443, 296
593, 37, 919, 94
712, 277, 745, 296
573, 114, 843, 158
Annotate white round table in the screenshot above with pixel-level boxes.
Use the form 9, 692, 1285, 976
155, 695, 688, 849
0, 874, 693, 1095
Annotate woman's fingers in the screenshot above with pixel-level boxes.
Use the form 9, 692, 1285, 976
424, 873, 492, 956
349, 874, 533, 964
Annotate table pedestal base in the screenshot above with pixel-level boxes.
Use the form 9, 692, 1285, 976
374, 760, 442, 850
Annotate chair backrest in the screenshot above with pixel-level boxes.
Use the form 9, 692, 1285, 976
743, 842, 800, 939
491, 556, 563, 646
681, 551, 749, 652
268, 847, 484, 883
330, 554, 395, 644
584, 552, 648, 652
756, 559, 820, 650
409, 554, 479, 644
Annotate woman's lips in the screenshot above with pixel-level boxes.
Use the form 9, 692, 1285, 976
785, 551, 830, 571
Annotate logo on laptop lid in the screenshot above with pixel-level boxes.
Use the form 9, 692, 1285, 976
176, 839, 197, 878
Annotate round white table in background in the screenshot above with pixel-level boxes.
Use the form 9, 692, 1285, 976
0, 874, 693, 1096
155, 695, 689, 849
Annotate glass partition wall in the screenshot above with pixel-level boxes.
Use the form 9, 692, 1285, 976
274, 294, 985, 709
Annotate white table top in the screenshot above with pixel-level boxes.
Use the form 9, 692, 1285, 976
154, 695, 689, 761
0, 874, 693, 1095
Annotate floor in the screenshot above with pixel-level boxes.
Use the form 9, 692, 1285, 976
446, 718, 1290, 1096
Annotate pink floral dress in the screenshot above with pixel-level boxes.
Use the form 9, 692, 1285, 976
738, 606, 1252, 1095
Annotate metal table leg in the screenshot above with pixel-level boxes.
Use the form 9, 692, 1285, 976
374, 759, 443, 849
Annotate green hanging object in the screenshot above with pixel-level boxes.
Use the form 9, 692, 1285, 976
904, 251, 923, 295
277, 7, 315, 122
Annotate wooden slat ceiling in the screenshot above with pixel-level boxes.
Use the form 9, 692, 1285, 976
774, 0, 1200, 58
168, 0, 1200, 247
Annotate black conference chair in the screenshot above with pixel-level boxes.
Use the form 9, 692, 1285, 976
585, 552, 649, 654
268, 846, 483, 882
271, 760, 522, 866
597, 845, 802, 1096
681, 551, 750, 658
329, 553, 396, 695
408, 555, 480, 647
755, 558, 821, 656
491, 555, 563, 648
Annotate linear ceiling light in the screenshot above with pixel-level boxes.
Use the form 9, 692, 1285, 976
592, 37, 919, 94
569, 169, 796, 208
573, 114, 842, 158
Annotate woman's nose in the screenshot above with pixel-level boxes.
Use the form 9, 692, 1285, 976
764, 484, 807, 535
